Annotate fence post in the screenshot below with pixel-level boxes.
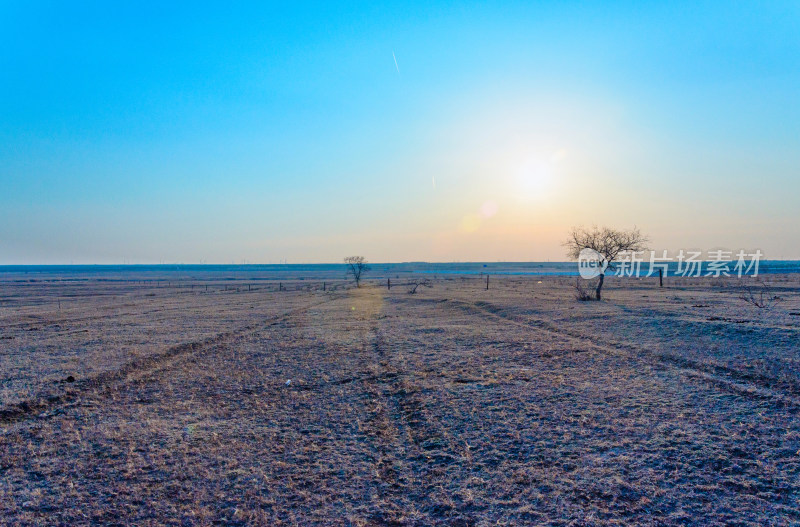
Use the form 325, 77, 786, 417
388, 278, 391, 290
486, 275, 489, 290
659, 268, 663, 287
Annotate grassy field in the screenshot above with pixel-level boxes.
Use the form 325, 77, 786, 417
1, 275, 799, 525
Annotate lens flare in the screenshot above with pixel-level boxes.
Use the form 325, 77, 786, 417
460, 214, 481, 233
480, 200, 498, 218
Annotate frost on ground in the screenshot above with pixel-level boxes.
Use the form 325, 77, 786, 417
1, 276, 799, 525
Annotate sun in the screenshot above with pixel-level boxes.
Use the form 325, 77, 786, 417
514, 158, 554, 201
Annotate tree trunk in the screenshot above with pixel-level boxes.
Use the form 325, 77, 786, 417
595, 273, 604, 300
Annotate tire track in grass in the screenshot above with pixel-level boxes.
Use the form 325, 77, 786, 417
355, 294, 800, 524
0, 295, 342, 425
306, 286, 423, 524
362, 303, 488, 524
407, 296, 800, 410
0, 289, 309, 330
357, 326, 418, 525
345, 291, 472, 524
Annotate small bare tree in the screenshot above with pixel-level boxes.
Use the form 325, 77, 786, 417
407, 278, 432, 294
564, 226, 648, 300
344, 256, 370, 287
574, 278, 595, 301
739, 280, 781, 310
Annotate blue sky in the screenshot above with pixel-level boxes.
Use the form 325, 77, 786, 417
2, 1, 799, 263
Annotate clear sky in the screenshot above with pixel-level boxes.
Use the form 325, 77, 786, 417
2, 1, 799, 264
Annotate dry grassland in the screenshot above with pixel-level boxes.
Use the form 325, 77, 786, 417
1, 275, 799, 525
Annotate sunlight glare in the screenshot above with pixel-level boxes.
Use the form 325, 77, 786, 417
514, 158, 554, 201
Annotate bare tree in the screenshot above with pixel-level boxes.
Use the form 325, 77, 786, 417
564, 226, 648, 300
407, 278, 432, 294
574, 278, 595, 301
738, 280, 781, 310
344, 256, 370, 287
